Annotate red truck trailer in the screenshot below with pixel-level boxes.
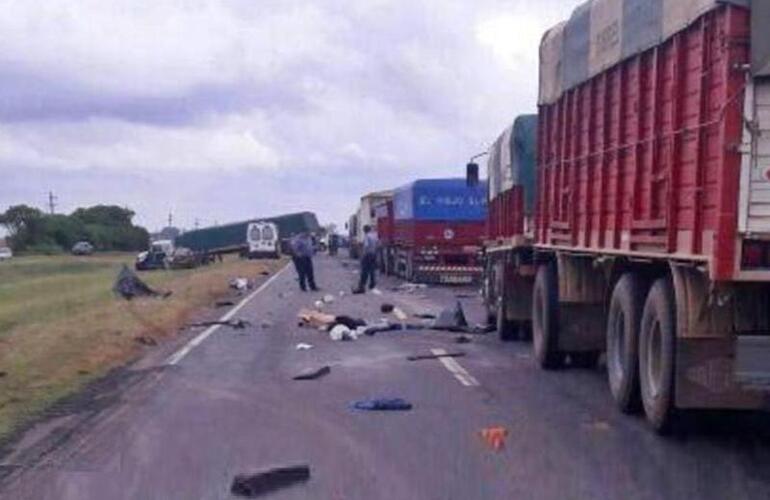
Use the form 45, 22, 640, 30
482, 0, 770, 432
390, 178, 487, 284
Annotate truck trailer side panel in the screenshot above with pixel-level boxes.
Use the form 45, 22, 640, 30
537, 4, 750, 281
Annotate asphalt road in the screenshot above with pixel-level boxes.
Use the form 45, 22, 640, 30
3, 254, 770, 499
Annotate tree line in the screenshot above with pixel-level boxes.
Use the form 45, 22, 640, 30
0, 204, 150, 253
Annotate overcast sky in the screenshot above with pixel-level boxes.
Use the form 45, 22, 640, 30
0, 0, 578, 232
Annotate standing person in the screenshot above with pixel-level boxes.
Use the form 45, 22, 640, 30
354, 225, 378, 293
290, 232, 318, 292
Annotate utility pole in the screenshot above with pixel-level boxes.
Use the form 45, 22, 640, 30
167, 211, 173, 228
47, 191, 57, 215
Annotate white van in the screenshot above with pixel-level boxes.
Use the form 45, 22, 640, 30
247, 222, 280, 259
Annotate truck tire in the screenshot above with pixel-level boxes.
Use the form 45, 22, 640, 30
532, 262, 564, 369
639, 277, 677, 433
607, 273, 644, 413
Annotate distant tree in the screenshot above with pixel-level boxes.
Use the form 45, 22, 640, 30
72, 205, 135, 227
43, 214, 89, 250
157, 226, 181, 240
0, 205, 45, 250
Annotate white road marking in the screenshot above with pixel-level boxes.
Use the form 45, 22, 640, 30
165, 263, 290, 366
431, 348, 479, 387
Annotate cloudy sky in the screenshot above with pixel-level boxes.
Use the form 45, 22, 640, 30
0, 0, 578, 232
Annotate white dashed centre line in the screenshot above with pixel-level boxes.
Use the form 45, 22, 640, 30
431, 348, 480, 387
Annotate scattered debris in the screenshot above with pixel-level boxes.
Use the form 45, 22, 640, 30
113, 265, 171, 300
339, 291, 346, 297
432, 301, 468, 330
479, 426, 508, 452
229, 277, 251, 291
314, 300, 324, 309
333, 315, 366, 330
188, 319, 252, 330
351, 287, 364, 295
380, 303, 395, 313
329, 324, 359, 341
260, 270, 270, 276
371, 288, 383, 296
134, 336, 158, 346
455, 293, 477, 299
295, 343, 314, 350
413, 313, 436, 320
455, 335, 472, 344
393, 307, 408, 321
351, 398, 413, 411
407, 351, 466, 361
0, 371, 7, 378
215, 300, 236, 308
322, 294, 335, 304
293, 366, 331, 380
298, 309, 336, 328
260, 321, 273, 329
393, 283, 428, 293
230, 465, 311, 497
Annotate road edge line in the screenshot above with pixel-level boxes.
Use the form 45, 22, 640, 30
165, 262, 290, 366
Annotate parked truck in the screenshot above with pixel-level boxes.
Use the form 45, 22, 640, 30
348, 190, 393, 259
389, 178, 487, 284
175, 211, 320, 258
479, 0, 770, 432
374, 199, 395, 274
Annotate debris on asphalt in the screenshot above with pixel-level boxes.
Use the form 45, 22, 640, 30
230, 465, 311, 497
134, 335, 158, 346
215, 300, 236, 308
407, 351, 466, 361
298, 309, 336, 328
295, 343, 313, 350
260, 270, 270, 276
329, 324, 361, 341
113, 265, 172, 300
322, 294, 335, 303
380, 303, 395, 313
229, 277, 251, 291
351, 287, 364, 295
393, 307, 408, 321
413, 313, 436, 320
188, 319, 252, 330
293, 366, 331, 380
455, 335, 472, 344
433, 301, 468, 330
314, 300, 324, 309
479, 426, 508, 452
455, 293, 477, 299
332, 315, 366, 330
260, 321, 273, 329
0, 371, 7, 378
393, 283, 428, 293
371, 288, 383, 296
351, 398, 413, 411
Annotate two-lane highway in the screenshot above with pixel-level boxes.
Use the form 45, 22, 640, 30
3, 254, 770, 499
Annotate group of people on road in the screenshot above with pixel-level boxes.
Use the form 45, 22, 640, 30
289, 225, 379, 294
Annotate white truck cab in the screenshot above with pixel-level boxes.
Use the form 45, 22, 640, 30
247, 221, 280, 259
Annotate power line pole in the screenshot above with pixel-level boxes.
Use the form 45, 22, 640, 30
47, 191, 57, 215
167, 211, 173, 228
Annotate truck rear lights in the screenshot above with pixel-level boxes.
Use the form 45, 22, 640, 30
741, 240, 770, 269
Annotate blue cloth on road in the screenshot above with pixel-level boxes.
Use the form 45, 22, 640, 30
350, 398, 413, 411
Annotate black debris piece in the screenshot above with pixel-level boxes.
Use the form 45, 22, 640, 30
134, 336, 158, 346
455, 293, 476, 299
380, 303, 395, 313
215, 300, 236, 308
455, 335, 472, 344
230, 465, 311, 497
407, 351, 466, 361
260, 270, 270, 276
332, 315, 366, 330
113, 265, 172, 300
292, 366, 331, 381
413, 313, 436, 320
187, 319, 252, 330
0, 371, 7, 378
431, 301, 468, 331
351, 398, 413, 411
351, 287, 365, 295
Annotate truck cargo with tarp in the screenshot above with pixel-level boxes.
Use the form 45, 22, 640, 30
389, 178, 487, 284
512, 0, 770, 432
175, 212, 320, 257
482, 114, 539, 341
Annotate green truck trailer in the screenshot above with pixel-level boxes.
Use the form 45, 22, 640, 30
175, 211, 320, 256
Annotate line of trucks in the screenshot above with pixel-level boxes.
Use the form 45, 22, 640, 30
135, 211, 320, 270
354, 0, 770, 433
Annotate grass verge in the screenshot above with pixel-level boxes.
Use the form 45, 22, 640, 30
0, 253, 287, 442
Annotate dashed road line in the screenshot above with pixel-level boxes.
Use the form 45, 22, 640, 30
431, 348, 480, 386
165, 263, 290, 366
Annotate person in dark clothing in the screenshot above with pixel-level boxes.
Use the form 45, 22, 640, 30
354, 225, 378, 294
290, 232, 318, 291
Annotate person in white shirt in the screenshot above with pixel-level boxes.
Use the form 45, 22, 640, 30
354, 225, 378, 293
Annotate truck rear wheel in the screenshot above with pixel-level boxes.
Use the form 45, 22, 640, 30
532, 262, 563, 369
639, 277, 677, 433
607, 273, 644, 413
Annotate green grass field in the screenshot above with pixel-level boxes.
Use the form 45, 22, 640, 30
0, 253, 286, 443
